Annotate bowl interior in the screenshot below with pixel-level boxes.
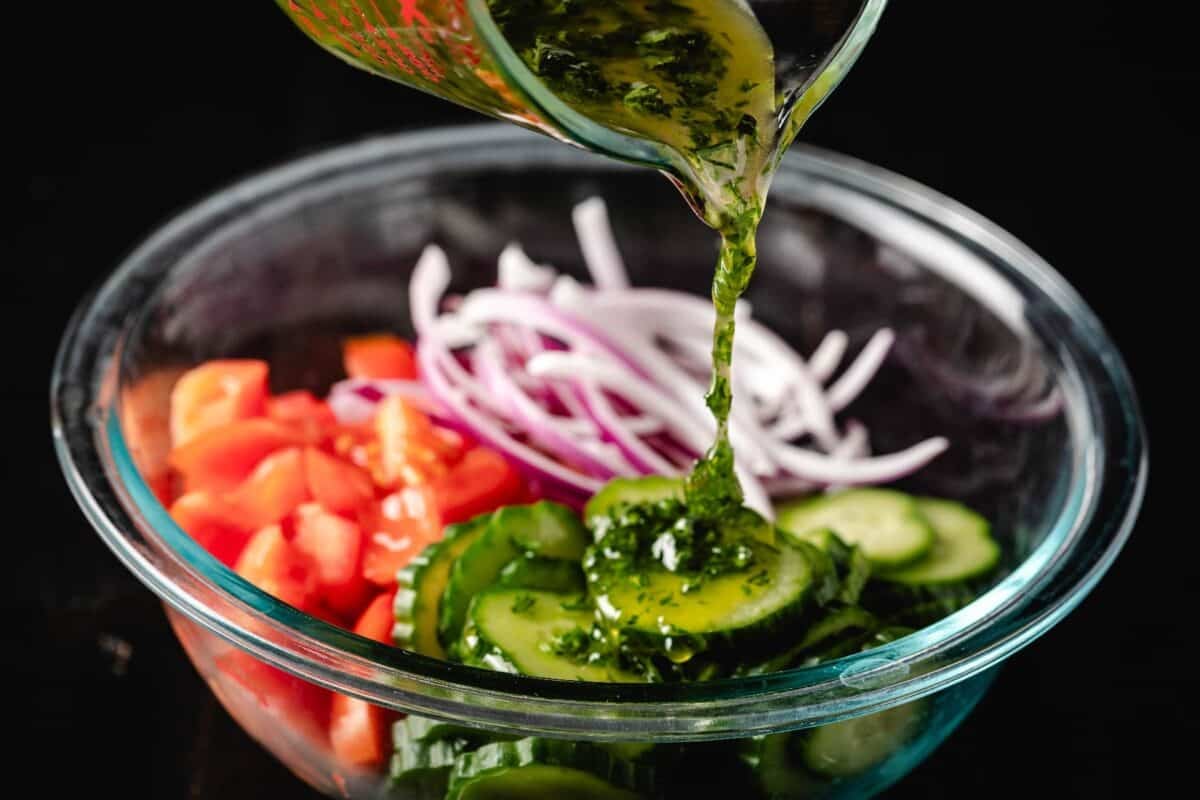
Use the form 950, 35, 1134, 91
126, 138, 1070, 568
54, 125, 1142, 739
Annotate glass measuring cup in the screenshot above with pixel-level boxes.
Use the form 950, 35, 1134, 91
275, 1, 887, 171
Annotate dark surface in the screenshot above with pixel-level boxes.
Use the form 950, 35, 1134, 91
10, 1, 1188, 798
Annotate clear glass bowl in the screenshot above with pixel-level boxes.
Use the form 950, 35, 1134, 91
51, 124, 1146, 799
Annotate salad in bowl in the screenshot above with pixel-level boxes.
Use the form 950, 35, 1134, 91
52, 126, 1145, 799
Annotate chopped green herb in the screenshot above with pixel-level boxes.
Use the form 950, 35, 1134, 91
510, 593, 537, 614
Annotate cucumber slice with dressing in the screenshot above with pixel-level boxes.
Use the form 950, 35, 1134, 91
801, 701, 924, 778
447, 738, 655, 800
394, 514, 492, 659
498, 555, 587, 594
441, 502, 588, 650
461, 588, 645, 682
590, 537, 818, 654
777, 490, 935, 568
788, 527, 873, 605
503, 501, 591, 560
584, 476, 684, 526
880, 498, 1000, 585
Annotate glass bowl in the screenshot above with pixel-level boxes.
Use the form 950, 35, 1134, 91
51, 124, 1146, 799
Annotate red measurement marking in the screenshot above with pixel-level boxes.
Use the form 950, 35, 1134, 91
417, 46, 444, 80
397, 43, 436, 81
326, 2, 402, 73
397, 0, 431, 29
455, 41, 482, 67
304, 0, 327, 20
299, 1, 390, 70
355, 4, 428, 80
288, 0, 322, 37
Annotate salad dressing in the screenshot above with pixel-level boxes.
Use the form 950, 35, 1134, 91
486, 0, 785, 517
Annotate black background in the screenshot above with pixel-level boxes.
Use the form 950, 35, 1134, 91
11, 2, 1189, 797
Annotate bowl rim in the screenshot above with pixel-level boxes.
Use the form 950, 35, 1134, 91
50, 123, 1147, 740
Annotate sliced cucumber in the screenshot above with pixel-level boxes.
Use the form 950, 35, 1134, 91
789, 527, 873, 605
787, 538, 842, 608
395, 714, 517, 750
600, 742, 658, 762
836, 546, 873, 605
739, 733, 820, 799
590, 538, 817, 651
391, 716, 522, 797
447, 738, 655, 800
461, 588, 645, 682
441, 524, 523, 652
390, 735, 469, 799
394, 514, 492, 659
860, 581, 978, 629
801, 701, 924, 778
499, 555, 587, 594
584, 476, 684, 525
777, 490, 935, 568
497, 501, 591, 560
441, 503, 589, 650
880, 498, 1000, 585
734, 605, 879, 676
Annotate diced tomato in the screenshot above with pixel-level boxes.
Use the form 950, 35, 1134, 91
267, 390, 338, 441
431, 425, 469, 467
228, 447, 310, 529
329, 693, 393, 768
329, 591, 399, 768
292, 503, 369, 616
375, 396, 447, 487
431, 447, 524, 525
169, 360, 269, 447
121, 369, 184, 504
234, 524, 318, 611
359, 486, 443, 588
215, 649, 331, 747
352, 591, 397, 644
304, 447, 375, 516
169, 419, 305, 494
342, 334, 418, 380
169, 491, 252, 567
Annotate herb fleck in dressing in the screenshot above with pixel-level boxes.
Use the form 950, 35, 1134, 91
489, 0, 781, 517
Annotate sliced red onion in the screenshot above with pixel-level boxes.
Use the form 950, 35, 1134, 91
988, 385, 1065, 423
408, 248, 530, 420
762, 474, 818, 497
808, 330, 849, 383
827, 329, 896, 411
417, 336, 602, 497
766, 436, 949, 487
527, 352, 715, 457
498, 243, 557, 293
572, 197, 630, 291
403, 200, 953, 512
556, 288, 753, 332
622, 416, 664, 436
456, 290, 653, 381
578, 381, 675, 475
600, 326, 777, 475
473, 339, 626, 478
408, 246, 479, 348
